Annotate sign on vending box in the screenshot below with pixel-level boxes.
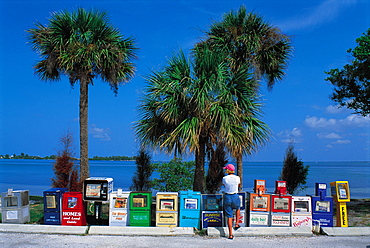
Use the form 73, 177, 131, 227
292, 215, 312, 227
249, 214, 269, 226
271, 215, 290, 226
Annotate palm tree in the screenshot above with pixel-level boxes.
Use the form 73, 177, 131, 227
28, 8, 137, 181
200, 5, 292, 183
135, 46, 269, 192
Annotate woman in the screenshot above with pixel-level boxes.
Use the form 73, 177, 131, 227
222, 163, 241, 239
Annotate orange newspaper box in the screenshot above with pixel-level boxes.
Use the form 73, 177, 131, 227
61, 192, 86, 226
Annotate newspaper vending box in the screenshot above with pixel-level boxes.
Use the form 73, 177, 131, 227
247, 180, 270, 227
129, 191, 152, 226
156, 192, 178, 227
330, 181, 350, 227
43, 188, 68, 225
109, 189, 130, 226
270, 181, 291, 227
61, 191, 86, 226
179, 190, 201, 229
1, 189, 30, 224
291, 196, 312, 228
311, 183, 334, 228
201, 194, 223, 229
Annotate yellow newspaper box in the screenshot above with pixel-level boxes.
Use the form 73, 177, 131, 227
156, 192, 178, 227
330, 181, 350, 227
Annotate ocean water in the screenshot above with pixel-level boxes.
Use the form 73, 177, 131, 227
0, 159, 369, 199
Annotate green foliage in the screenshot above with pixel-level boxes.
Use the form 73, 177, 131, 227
91, 155, 135, 161
151, 158, 195, 192
130, 149, 153, 191
279, 142, 309, 195
325, 28, 370, 116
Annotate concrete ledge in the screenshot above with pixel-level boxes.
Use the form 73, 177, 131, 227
0, 223, 88, 235
88, 226, 195, 236
207, 227, 313, 237
321, 227, 370, 236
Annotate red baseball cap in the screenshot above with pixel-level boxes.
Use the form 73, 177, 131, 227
223, 164, 235, 171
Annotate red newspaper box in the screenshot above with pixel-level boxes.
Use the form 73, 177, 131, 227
62, 192, 86, 226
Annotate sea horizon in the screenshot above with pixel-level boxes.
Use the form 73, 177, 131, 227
0, 159, 369, 199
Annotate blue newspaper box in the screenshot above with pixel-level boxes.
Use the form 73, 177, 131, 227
43, 188, 68, 225
311, 183, 334, 227
201, 194, 223, 229
179, 190, 201, 229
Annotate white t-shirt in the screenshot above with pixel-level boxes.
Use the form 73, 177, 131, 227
222, 174, 240, 194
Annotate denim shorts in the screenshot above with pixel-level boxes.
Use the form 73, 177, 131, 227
223, 194, 240, 218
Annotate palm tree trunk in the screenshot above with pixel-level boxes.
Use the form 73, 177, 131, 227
79, 78, 89, 182
237, 155, 243, 190
193, 135, 206, 192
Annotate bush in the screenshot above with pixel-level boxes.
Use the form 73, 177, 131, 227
151, 158, 195, 192
279, 142, 309, 195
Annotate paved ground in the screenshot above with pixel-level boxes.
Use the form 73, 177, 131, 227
1, 233, 370, 248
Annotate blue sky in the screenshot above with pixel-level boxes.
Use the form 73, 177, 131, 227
0, 0, 369, 162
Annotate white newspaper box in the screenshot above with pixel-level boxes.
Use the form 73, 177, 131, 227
109, 189, 130, 226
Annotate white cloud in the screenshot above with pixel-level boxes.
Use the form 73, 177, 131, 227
278, 127, 303, 143
317, 132, 342, 139
90, 124, 111, 141
333, 140, 351, 144
325, 105, 350, 114
277, 0, 357, 32
305, 115, 370, 129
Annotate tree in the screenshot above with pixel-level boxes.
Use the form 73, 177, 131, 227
325, 28, 370, 116
52, 132, 82, 191
205, 142, 228, 194
200, 5, 292, 185
135, 46, 268, 192
151, 158, 195, 192
130, 149, 152, 191
27, 8, 137, 181
279, 142, 309, 195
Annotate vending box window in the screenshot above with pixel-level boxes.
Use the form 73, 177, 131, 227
43, 188, 68, 225
179, 190, 201, 229
1, 189, 30, 224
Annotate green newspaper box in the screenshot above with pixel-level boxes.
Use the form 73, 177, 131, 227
129, 191, 152, 226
